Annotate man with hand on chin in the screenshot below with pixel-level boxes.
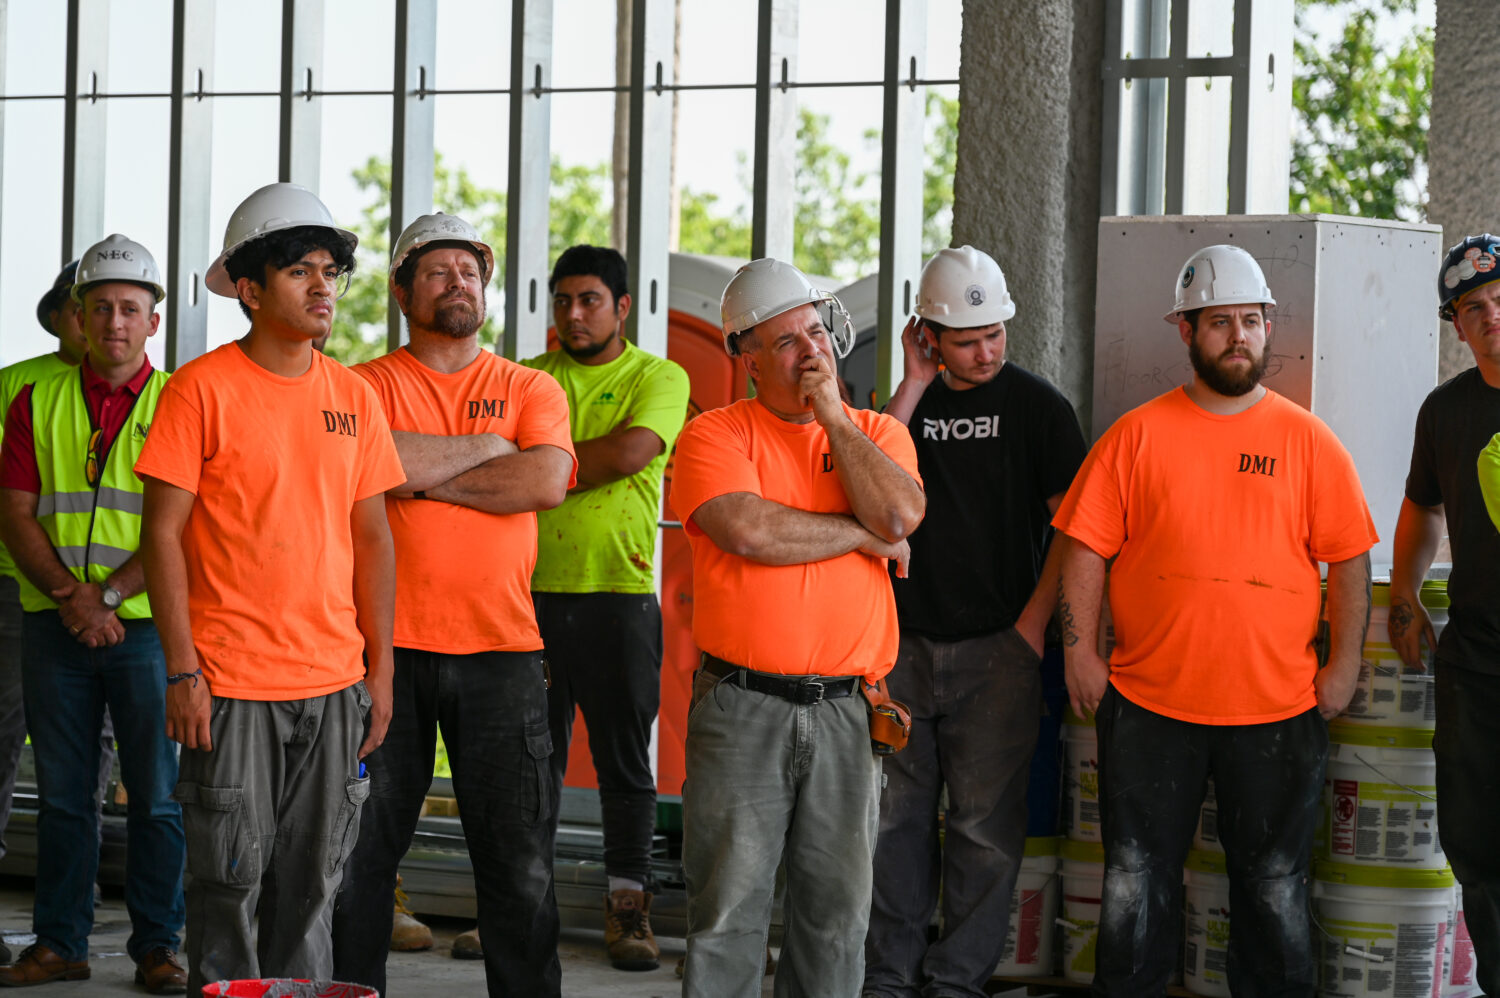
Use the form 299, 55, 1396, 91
671, 258, 924, 998
136, 183, 404, 996
1052, 244, 1375, 997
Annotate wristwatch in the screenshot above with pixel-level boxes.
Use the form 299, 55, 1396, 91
100, 583, 123, 610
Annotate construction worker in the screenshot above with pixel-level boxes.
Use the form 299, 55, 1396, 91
329, 212, 575, 998
136, 183, 405, 995
520, 244, 689, 971
1391, 233, 1500, 998
0, 237, 186, 992
670, 258, 924, 998
1053, 244, 1376, 996
864, 246, 1086, 998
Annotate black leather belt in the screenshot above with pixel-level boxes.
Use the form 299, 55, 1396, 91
701, 654, 861, 705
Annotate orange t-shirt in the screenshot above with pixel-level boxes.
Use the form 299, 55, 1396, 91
355, 348, 577, 654
134, 343, 405, 700
1052, 387, 1377, 724
669, 398, 921, 680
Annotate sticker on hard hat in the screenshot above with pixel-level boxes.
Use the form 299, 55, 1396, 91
965, 284, 985, 307
97, 249, 134, 261
1182, 265, 1195, 289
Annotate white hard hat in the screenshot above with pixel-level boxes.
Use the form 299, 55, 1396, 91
915, 245, 1016, 326
1164, 244, 1275, 323
206, 182, 358, 298
71, 234, 165, 304
719, 258, 855, 358
389, 212, 494, 285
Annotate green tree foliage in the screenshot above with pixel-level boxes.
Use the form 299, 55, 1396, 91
1290, 0, 1431, 221
326, 91, 962, 362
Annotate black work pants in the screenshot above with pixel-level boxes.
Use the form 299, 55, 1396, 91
535, 591, 662, 886
1091, 684, 1326, 998
1434, 663, 1500, 998
331, 648, 560, 998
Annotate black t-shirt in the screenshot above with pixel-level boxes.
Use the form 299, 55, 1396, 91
1406, 367, 1500, 674
892, 363, 1086, 639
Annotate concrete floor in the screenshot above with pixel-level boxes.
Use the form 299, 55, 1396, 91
0, 878, 779, 997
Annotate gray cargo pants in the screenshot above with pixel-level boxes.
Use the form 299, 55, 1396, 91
175, 681, 370, 995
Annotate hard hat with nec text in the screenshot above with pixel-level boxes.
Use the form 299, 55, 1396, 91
389, 212, 495, 285
36, 260, 80, 333
71, 235, 165, 304
1164, 244, 1275, 323
719, 258, 855, 358
206, 182, 358, 298
915, 245, 1016, 327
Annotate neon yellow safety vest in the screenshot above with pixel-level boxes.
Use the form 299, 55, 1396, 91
0, 352, 73, 581
1481, 432, 1500, 533
17, 365, 168, 618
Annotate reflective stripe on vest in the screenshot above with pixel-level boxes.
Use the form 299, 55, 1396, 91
17, 366, 168, 618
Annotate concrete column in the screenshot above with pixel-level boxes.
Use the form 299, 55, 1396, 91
1427, 0, 1500, 382
953, 0, 1103, 430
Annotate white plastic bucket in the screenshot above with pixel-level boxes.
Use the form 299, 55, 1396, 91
1193, 777, 1223, 854
1446, 882, 1481, 997
1314, 862, 1454, 998
1059, 839, 1105, 984
1323, 725, 1442, 869
1341, 582, 1447, 729
1063, 710, 1100, 843
996, 837, 1061, 976
1182, 850, 1231, 998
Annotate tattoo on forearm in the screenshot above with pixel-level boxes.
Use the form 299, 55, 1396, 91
1057, 576, 1079, 648
1389, 597, 1413, 639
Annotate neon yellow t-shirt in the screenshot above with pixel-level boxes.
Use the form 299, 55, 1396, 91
522, 340, 690, 593
1, 352, 73, 580
1479, 432, 1500, 532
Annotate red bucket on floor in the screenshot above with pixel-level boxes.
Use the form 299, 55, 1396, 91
201, 982, 377, 998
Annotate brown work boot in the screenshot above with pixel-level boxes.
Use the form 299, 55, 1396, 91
450, 926, 482, 960
390, 876, 433, 952
133, 947, 186, 994
0, 944, 90, 987
604, 888, 659, 971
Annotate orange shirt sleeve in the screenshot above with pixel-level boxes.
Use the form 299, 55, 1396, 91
1307, 418, 1379, 563
135, 376, 209, 495
514, 370, 579, 487
670, 410, 762, 535
1051, 421, 1130, 559
350, 377, 404, 501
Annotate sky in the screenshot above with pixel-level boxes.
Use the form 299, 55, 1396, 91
0, 0, 962, 367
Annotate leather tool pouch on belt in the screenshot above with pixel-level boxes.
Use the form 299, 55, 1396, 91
862, 678, 912, 755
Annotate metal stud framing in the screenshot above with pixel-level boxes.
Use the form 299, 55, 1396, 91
751, 0, 797, 263
61, 0, 108, 261
387, 0, 437, 350
166, 0, 215, 367
624, 0, 674, 357
1100, 0, 1292, 216
503, 0, 554, 361
278, 0, 324, 190
875, 0, 926, 406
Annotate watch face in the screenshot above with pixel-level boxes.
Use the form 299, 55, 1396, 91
101, 586, 122, 609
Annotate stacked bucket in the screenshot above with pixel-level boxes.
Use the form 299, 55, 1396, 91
1315, 580, 1478, 998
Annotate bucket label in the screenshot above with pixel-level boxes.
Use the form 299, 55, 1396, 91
1318, 916, 1445, 998
997, 874, 1057, 973
1066, 732, 1101, 841
1185, 890, 1231, 993
1325, 774, 1442, 866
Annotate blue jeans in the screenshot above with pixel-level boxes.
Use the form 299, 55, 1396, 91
21, 611, 184, 963
682, 667, 882, 998
331, 649, 560, 998
864, 626, 1041, 998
